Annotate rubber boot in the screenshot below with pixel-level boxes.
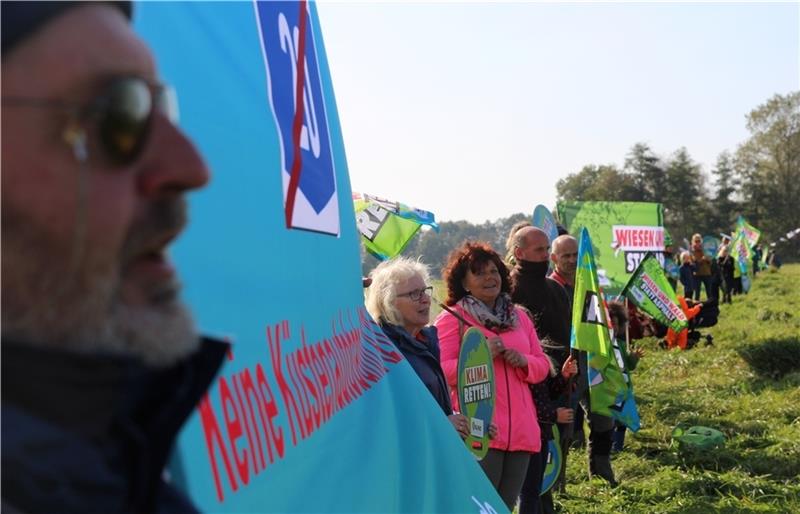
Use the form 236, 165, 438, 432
611, 424, 626, 453
588, 429, 618, 486
589, 454, 617, 487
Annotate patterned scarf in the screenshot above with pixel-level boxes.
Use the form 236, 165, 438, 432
457, 292, 518, 332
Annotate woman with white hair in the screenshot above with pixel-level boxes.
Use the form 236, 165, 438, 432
366, 257, 470, 437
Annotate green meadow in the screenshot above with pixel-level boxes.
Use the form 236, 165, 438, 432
434, 265, 800, 513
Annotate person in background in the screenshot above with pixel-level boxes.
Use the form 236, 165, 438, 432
606, 301, 644, 453
365, 257, 471, 438
690, 233, 712, 300
435, 242, 550, 511
708, 253, 721, 301
504, 220, 532, 266
752, 244, 763, 275
549, 235, 589, 450
549, 235, 578, 301
2, 2, 228, 512
718, 246, 735, 304
679, 251, 696, 300
663, 245, 679, 292
767, 249, 782, 269
550, 235, 616, 484
508, 226, 575, 512
523, 352, 577, 514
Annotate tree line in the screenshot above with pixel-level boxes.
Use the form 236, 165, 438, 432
555, 91, 799, 256
362, 91, 799, 277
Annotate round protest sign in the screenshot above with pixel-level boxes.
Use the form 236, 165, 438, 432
457, 327, 495, 460
532, 204, 559, 245
540, 424, 563, 494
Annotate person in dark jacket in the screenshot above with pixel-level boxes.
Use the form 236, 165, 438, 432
607, 301, 644, 453
679, 251, 696, 300
365, 257, 471, 437
2, 3, 227, 512
509, 226, 575, 513
718, 245, 735, 304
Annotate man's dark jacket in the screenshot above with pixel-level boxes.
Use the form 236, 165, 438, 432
2, 337, 228, 514
510, 260, 571, 366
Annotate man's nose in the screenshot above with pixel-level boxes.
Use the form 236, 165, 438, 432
136, 114, 210, 197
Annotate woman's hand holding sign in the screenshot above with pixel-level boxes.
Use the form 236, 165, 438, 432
502, 348, 527, 368
488, 336, 504, 359
448, 413, 470, 439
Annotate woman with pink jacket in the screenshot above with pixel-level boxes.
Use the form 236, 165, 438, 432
434, 241, 550, 511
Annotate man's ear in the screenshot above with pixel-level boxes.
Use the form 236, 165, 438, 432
513, 246, 524, 261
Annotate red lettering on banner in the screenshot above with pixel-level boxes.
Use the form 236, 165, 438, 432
220, 377, 249, 486
199, 394, 238, 501
236, 369, 265, 473
290, 350, 312, 439
255, 363, 284, 462
313, 344, 333, 422
299, 334, 322, 432
615, 228, 628, 248
267, 322, 303, 446
613, 226, 665, 251
198, 308, 404, 503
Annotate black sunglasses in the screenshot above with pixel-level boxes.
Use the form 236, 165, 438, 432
2, 76, 177, 165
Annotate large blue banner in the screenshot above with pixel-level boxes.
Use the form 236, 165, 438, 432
135, 2, 504, 512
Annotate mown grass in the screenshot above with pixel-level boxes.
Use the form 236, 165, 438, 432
432, 266, 800, 513
558, 264, 800, 513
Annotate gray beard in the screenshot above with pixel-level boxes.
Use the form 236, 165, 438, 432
1, 261, 199, 368
2, 201, 199, 369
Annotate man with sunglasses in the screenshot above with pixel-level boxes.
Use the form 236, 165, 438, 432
2, 2, 228, 513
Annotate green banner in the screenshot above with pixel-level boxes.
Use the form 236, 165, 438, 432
557, 201, 664, 295
622, 253, 688, 332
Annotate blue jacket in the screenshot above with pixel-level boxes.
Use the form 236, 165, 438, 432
679, 262, 696, 291
380, 322, 453, 416
2, 338, 228, 513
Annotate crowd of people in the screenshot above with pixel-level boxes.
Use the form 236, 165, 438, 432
1, 2, 782, 513
365, 219, 782, 511
366, 224, 649, 513
674, 232, 771, 305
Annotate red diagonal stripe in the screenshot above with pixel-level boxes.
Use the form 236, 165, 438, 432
284, 0, 309, 228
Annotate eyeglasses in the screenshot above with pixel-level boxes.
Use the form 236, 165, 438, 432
396, 286, 433, 302
2, 76, 177, 166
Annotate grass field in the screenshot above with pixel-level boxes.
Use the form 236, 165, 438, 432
434, 265, 800, 513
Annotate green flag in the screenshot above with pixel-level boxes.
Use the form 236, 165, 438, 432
730, 229, 752, 274
353, 193, 438, 260
736, 216, 761, 248
571, 228, 640, 429
570, 228, 612, 357
621, 252, 688, 332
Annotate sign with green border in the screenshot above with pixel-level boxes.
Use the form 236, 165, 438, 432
457, 327, 495, 460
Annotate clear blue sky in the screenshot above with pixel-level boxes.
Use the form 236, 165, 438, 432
317, 1, 799, 223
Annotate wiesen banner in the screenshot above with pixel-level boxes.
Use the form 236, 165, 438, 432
136, 2, 504, 512
557, 202, 665, 296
